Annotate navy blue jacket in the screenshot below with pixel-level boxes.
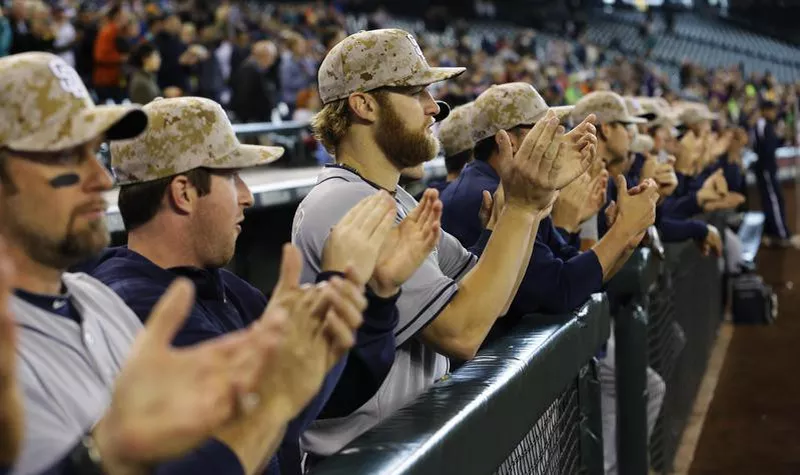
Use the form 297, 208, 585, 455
440, 160, 497, 248
90, 247, 398, 475
709, 154, 746, 195
441, 160, 603, 316
602, 161, 708, 243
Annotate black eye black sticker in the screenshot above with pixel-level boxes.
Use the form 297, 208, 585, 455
49, 173, 81, 188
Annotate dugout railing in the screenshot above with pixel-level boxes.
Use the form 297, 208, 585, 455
309, 295, 610, 475
310, 230, 724, 475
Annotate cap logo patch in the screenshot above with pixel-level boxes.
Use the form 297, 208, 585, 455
48, 58, 88, 100
406, 34, 426, 63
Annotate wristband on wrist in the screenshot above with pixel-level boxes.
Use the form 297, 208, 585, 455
366, 285, 402, 302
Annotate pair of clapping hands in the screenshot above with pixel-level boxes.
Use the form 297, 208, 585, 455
0, 189, 444, 472
697, 169, 746, 212
480, 110, 600, 230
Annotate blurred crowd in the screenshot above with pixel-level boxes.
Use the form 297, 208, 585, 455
0, 0, 351, 122
1, 0, 797, 147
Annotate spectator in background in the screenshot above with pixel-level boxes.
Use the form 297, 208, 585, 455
27, 2, 55, 54
93, 4, 128, 103
0, 7, 12, 57
7, 0, 30, 55
154, 13, 189, 95
320, 25, 346, 52
228, 27, 251, 81
128, 41, 162, 104
754, 99, 794, 246
231, 40, 279, 124
51, 6, 76, 67
191, 25, 225, 103
180, 21, 196, 45
279, 31, 316, 116
73, 4, 98, 86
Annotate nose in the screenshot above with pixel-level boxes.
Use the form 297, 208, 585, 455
84, 148, 114, 192
422, 90, 440, 117
235, 174, 254, 208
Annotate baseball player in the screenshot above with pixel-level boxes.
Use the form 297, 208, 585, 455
440, 83, 656, 326
292, 28, 598, 464
570, 91, 668, 475
89, 96, 440, 475
0, 52, 357, 475
428, 102, 477, 194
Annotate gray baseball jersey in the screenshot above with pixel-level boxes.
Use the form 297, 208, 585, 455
11, 273, 142, 475
291, 165, 477, 456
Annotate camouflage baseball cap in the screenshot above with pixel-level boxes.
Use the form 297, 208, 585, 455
678, 103, 719, 125
0, 52, 147, 152
471, 82, 574, 143
437, 103, 476, 157
636, 97, 681, 128
317, 28, 465, 105
111, 97, 284, 185
571, 91, 647, 125
624, 96, 657, 122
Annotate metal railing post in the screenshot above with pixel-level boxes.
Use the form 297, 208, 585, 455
578, 359, 605, 475
614, 303, 650, 475
606, 248, 661, 475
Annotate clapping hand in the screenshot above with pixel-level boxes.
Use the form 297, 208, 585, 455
606, 176, 659, 249
371, 189, 443, 297
500, 110, 598, 212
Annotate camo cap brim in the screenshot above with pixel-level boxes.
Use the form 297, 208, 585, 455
0, 52, 147, 152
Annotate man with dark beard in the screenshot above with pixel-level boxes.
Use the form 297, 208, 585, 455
0, 52, 365, 475
292, 28, 599, 464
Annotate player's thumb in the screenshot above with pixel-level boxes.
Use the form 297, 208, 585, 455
274, 243, 302, 295
496, 129, 512, 162
614, 174, 629, 201
605, 200, 617, 222
142, 278, 195, 347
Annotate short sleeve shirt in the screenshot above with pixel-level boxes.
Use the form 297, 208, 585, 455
291, 165, 477, 456
292, 165, 476, 346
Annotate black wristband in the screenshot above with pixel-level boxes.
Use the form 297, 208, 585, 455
366, 285, 402, 303
65, 433, 105, 475
316, 270, 346, 283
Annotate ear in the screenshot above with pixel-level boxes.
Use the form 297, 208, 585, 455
167, 175, 198, 215
348, 92, 380, 123
507, 128, 527, 154
599, 122, 612, 141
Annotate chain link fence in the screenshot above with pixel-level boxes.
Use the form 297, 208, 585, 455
494, 380, 582, 475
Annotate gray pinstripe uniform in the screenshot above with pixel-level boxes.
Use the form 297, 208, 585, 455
291, 166, 477, 457
11, 273, 141, 475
